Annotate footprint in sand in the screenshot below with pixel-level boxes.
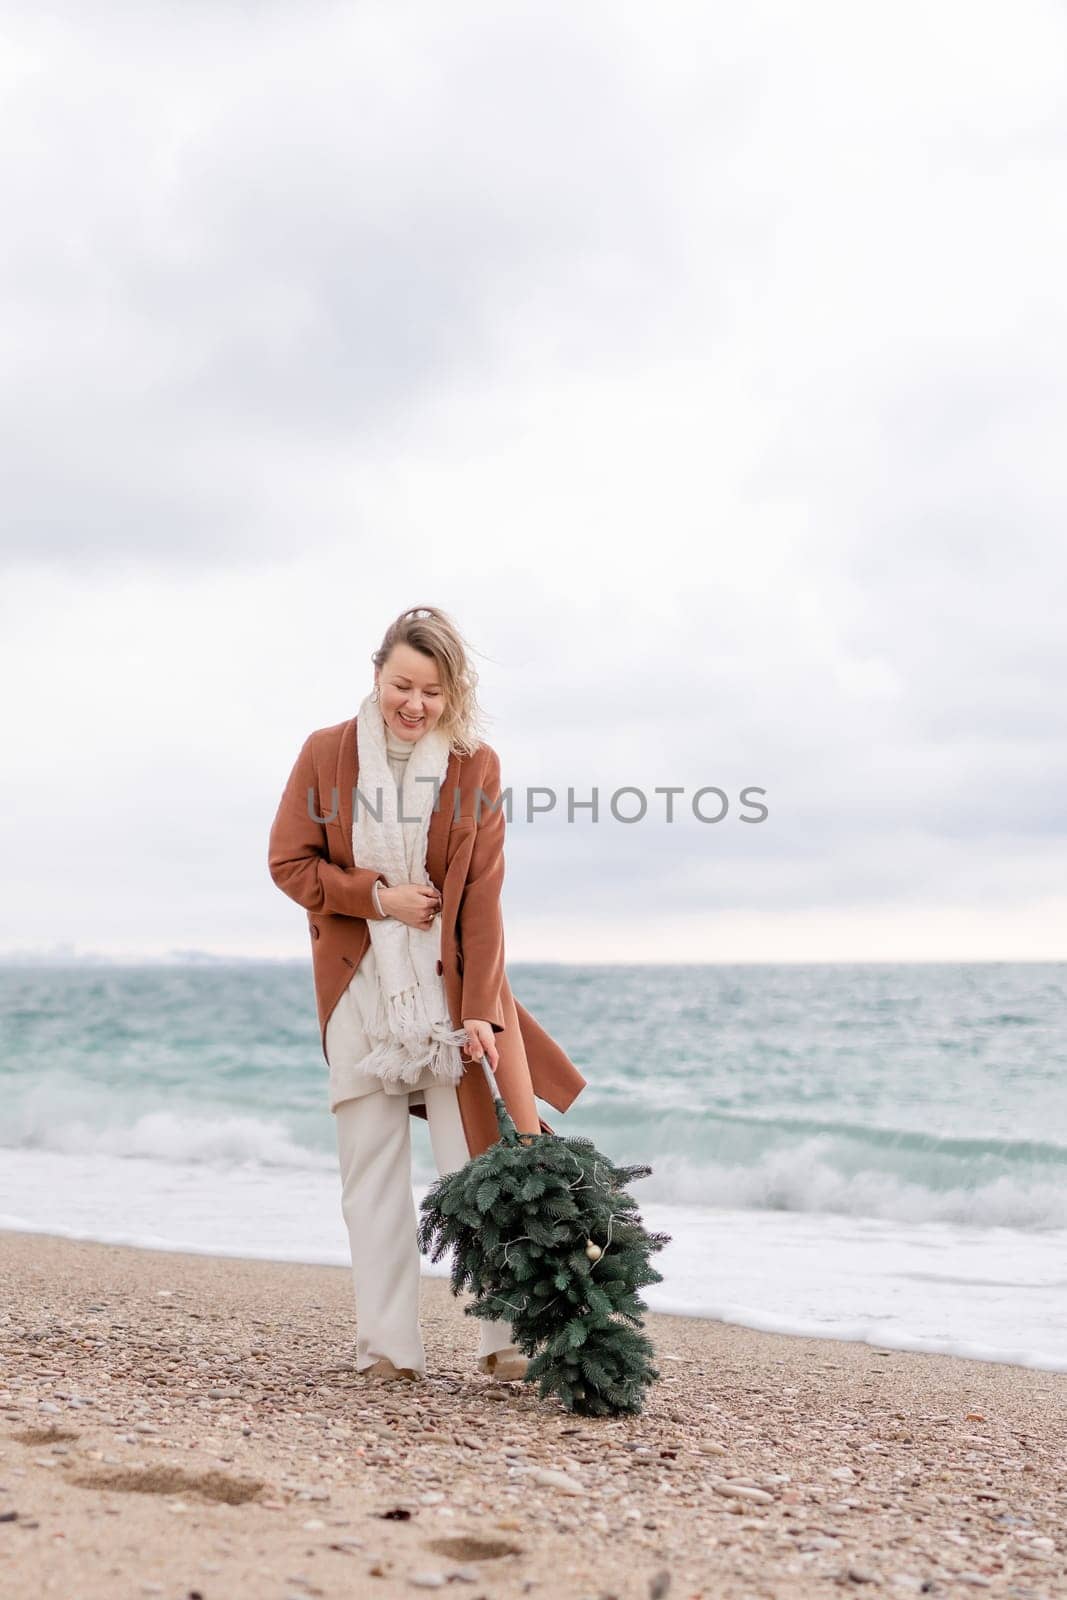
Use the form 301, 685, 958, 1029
65, 1465, 265, 1504
425, 1535, 522, 1562
12, 1426, 81, 1446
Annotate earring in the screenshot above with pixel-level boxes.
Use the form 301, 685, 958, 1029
372, 685, 380, 701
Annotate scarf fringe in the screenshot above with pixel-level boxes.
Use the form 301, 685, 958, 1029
351, 979, 471, 1087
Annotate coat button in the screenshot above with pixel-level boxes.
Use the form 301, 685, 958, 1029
435, 959, 443, 976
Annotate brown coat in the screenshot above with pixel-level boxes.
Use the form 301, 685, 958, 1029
267, 716, 587, 1159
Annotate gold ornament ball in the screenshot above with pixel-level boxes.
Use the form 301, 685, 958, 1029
585, 1241, 603, 1260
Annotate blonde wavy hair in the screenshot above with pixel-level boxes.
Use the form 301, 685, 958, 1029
370, 606, 490, 759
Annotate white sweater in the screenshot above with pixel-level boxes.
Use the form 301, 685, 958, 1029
325, 724, 443, 1112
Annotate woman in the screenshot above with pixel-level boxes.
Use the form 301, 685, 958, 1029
268, 606, 587, 1384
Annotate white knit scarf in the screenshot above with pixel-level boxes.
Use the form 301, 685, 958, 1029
351, 689, 470, 1086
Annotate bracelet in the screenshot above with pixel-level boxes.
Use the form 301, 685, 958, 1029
371, 879, 387, 918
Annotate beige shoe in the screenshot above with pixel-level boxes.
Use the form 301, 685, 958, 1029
478, 1349, 528, 1381
362, 1357, 424, 1383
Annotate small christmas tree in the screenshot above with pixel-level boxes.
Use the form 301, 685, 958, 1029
417, 1087, 670, 1417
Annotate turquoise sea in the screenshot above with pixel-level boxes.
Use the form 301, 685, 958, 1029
2, 961, 1065, 1370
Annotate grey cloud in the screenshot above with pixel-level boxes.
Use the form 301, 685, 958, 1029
2, 1, 1066, 956
1, 3, 685, 569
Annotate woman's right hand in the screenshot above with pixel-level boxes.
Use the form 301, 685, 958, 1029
378, 882, 442, 929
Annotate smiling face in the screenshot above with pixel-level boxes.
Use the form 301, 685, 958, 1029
374, 642, 447, 741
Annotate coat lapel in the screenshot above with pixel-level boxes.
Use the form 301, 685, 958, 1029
335, 717, 357, 866
426, 748, 459, 894
338, 714, 457, 893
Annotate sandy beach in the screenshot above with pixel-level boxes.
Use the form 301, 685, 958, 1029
1, 1230, 1064, 1600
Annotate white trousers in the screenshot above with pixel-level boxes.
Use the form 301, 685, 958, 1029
334, 1080, 518, 1375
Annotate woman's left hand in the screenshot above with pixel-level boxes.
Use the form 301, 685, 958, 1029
462, 1018, 499, 1071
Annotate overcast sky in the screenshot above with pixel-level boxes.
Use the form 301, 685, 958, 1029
2, 0, 1065, 963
